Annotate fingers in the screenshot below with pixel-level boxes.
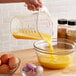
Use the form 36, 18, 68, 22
25, 0, 43, 11
27, 4, 39, 11
34, 0, 42, 8
38, 0, 42, 6
27, 4, 36, 11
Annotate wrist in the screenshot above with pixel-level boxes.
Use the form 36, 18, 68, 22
0, 0, 24, 3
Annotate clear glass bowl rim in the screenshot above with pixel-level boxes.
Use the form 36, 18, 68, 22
33, 39, 76, 55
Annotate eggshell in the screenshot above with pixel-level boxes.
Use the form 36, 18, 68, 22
0, 58, 1, 65
9, 56, 19, 69
0, 64, 10, 74
1, 54, 11, 64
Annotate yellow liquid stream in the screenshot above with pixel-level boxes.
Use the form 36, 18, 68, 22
12, 29, 72, 69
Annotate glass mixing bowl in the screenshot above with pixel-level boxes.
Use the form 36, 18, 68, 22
34, 39, 76, 69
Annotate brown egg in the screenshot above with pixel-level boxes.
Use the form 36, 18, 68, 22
1, 54, 11, 64
0, 59, 1, 65
0, 58, 2, 65
0, 64, 10, 74
9, 56, 19, 69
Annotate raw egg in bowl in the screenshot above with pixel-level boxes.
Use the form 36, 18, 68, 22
0, 54, 21, 76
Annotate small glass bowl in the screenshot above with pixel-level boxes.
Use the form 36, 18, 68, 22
34, 39, 76, 69
0, 58, 21, 76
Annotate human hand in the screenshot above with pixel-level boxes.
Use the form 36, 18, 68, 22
24, 0, 43, 11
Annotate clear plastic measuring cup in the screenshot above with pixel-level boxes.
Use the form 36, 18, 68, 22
10, 7, 53, 40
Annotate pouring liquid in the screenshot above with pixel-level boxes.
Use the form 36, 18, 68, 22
12, 29, 72, 69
